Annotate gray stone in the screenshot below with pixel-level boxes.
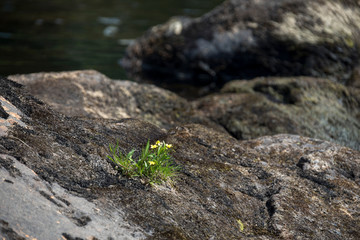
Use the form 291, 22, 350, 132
0, 154, 144, 240
123, 0, 360, 86
193, 76, 360, 150
10, 71, 359, 150
9, 70, 220, 131
1, 77, 359, 239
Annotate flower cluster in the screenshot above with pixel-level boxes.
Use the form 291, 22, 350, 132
108, 140, 179, 185
151, 140, 173, 149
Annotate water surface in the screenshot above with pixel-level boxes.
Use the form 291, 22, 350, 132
0, 0, 223, 79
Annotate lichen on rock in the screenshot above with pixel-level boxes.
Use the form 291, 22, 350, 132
1, 76, 359, 239
2, 0, 360, 238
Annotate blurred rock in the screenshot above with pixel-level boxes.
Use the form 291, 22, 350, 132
194, 76, 360, 150
123, 0, 360, 86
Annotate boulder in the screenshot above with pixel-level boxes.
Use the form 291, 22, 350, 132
10, 70, 359, 150
122, 0, 360, 86
9, 70, 220, 131
1, 77, 360, 239
194, 76, 360, 150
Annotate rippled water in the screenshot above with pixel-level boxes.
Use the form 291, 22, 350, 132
0, 0, 223, 79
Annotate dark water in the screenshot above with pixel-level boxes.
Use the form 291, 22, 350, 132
0, 0, 223, 79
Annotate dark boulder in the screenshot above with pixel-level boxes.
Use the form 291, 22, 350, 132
123, 0, 360, 86
194, 76, 360, 150
1, 77, 360, 239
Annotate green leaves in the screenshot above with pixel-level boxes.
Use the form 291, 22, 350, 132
107, 140, 180, 185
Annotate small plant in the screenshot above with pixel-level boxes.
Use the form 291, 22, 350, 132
107, 140, 180, 185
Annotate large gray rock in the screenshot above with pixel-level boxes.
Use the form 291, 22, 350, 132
1, 77, 360, 239
123, 0, 360, 86
10, 71, 359, 150
193, 76, 360, 150
0, 154, 145, 240
9, 70, 220, 131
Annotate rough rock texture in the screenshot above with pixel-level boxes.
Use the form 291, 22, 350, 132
193, 76, 360, 150
10, 71, 360, 150
1, 77, 360, 239
9, 70, 219, 131
123, 0, 360, 86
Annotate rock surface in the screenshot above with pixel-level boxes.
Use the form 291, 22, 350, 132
194, 76, 360, 150
9, 70, 219, 131
1, 76, 360, 239
122, 0, 360, 86
10, 71, 360, 150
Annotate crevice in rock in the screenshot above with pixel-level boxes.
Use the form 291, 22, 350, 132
300, 172, 336, 191
72, 215, 92, 227
62, 210, 92, 228
0, 154, 22, 178
4, 179, 14, 184
264, 184, 282, 219
265, 198, 276, 218
297, 157, 337, 193
0, 219, 26, 240
297, 157, 337, 191
62, 232, 87, 240
296, 156, 310, 169
39, 190, 65, 208
0, 104, 9, 119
